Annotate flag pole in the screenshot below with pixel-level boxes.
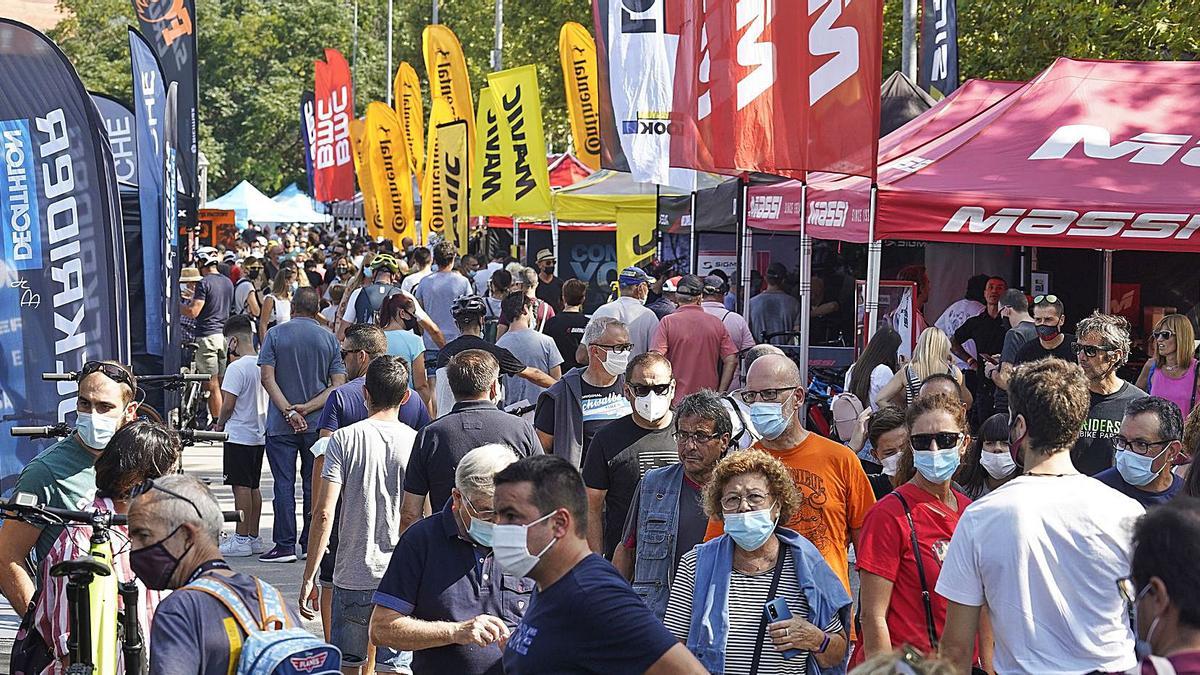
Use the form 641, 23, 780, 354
386, 0, 393, 106
798, 180, 811, 384
865, 183, 882, 342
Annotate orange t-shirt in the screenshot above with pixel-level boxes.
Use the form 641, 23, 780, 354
704, 432, 877, 593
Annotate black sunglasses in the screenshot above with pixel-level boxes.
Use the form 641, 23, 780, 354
341, 348, 366, 360
1071, 343, 1116, 358
81, 361, 134, 388
628, 382, 672, 397
593, 343, 634, 354
910, 432, 964, 451
130, 478, 203, 520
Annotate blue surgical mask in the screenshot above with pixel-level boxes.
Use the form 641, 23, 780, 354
723, 507, 778, 551
364, 268, 374, 279
76, 411, 122, 450
749, 401, 794, 441
913, 448, 961, 483
1116, 448, 1167, 487
468, 518, 494, 548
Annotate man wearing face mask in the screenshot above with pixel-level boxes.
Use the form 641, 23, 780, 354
493, 455, 706, 674
589, 267, 661, 357
1012, 293, 1076, 366
533, 249, 564, 313
1095, 396, 1185, 506
130, 475, 303, 675
372, 444, 533, 675
183, 250, 235, 422
534, 317, 634, 465
0, 361, 139, 617
582, 353, 679, 558
1073, 311, 1148, 476
936, 357, 1143, 674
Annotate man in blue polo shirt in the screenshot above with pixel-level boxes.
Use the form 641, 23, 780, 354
372, 444, 533, 675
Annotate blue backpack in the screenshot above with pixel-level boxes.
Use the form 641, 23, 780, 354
187, 577, 341, 675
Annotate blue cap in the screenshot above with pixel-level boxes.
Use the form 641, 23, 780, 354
618, 266, 653, 285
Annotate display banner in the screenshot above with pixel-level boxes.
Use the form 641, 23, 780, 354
129, 0, 197, 199
91, 94, 137, 186
394, 61, 425, 181
421, 98, 457, 239
527, 228, 617, 313
197, 208, 237, 248
436, 120, 469, 254
423, 25, 475, 159
163, 81, 181, 382
471, 88, 505, 216
591, 0, 629, 173
0, 19, 130, 480
365, 102, 416, 246
129, 28, 167, 357
349, 117, 383, 239
559, 22, 601, 170
486, 66, 553, 219
919, 0, 959, 96
616, 208, 656, 271
313, 49, 355, 202
300, 91, 316, 195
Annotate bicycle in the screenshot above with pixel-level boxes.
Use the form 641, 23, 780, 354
40, 369, 212, 432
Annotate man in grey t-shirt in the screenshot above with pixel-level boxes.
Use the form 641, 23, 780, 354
749, 263, 801, 345
413, 241, 473, 353
496, 292, 564, 410
300, 355, 417, 671
990, 289, 1039, 413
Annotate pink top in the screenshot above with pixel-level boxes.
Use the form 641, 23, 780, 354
1149, 361, 1199, 416
650, 304, 738, 404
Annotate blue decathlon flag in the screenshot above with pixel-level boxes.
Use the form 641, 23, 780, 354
129, 27, 167, 357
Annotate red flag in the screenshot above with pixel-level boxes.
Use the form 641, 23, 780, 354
313, 49, 355, 201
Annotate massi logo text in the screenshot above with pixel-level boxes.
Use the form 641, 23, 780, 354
1030, 125, 1200, 166
1, 119, 43, 271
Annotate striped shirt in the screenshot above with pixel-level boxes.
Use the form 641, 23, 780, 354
663, 548, 844, 675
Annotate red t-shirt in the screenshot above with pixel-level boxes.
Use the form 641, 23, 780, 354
855, 481, 972, 656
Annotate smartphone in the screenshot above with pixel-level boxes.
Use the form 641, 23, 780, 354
763, 598, 803, 660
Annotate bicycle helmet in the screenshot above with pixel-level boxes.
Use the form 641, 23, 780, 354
196, 248, 220, 268
451, 294, 487, 319
370, 253, 400, 274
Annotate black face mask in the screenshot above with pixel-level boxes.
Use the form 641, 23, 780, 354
129, 525, 191, 591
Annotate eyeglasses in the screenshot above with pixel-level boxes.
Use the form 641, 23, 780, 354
130, 478, 204, 521
673, 429, 724, 445
592, 343, 634, 353
628, 382, 672, 397
720, 492, 772, 512
1113, 436, 1175, 457
1071, 343, 1117, 358
910, 432, 964, 451
1152, 331, 1176, 341
462, 493, 495, 521
738, 386, 801, 404
341, 348, 365, 360
81, 361, 135, 388
1033, 294, 1059, 305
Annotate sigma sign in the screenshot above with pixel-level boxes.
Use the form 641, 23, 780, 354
942, 206, 1200, 240
1029, 125, 1200, 166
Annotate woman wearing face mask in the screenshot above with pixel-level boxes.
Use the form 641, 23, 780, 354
31, 421, 181, 675
954, 413, 1018, 500
379, 293, 431, 407
855, 393, 988, 669
663, 450, 852, 674
1121, 499, 1200, 675
323, 256, 357, 303
257, 267, 295, 343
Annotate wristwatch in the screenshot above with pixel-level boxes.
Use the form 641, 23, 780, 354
286, 409, 297, 418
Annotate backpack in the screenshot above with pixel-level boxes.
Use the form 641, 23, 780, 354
187, 576, 341, 675
483, 299, 500, 344
354, 282, 400, 325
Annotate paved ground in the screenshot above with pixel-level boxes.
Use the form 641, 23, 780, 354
0, 441, 320, 672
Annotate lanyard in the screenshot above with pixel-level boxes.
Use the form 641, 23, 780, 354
187, 559, 233, 584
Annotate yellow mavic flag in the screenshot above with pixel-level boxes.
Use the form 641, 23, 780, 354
365, 102, 416, 246
486, 65, 553, 219
349, 118, 383, 239
559, 22, 601, 170
436, 120, 470, 255
616, 207, 657, 271
421, 98, 457, 238
423, 25, 474, 156
393, 62, 425, 181
471, 88, 506, 216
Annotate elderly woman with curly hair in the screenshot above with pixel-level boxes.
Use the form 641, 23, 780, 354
663, 449, 852, 674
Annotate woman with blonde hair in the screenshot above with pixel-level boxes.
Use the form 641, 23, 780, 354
258, 264, 297, 342
1137, 314, 1199, 416
876, 327, 969, 408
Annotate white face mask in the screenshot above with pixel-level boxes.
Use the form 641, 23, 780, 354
634, 391, 671, 422
879, 453, 902, 477
76, 410, 123, 450
491, 511, 558, 578
979, 450, 1017, 479
599, 349, 629, 376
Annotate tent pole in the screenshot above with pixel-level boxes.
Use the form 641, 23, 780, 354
866, 184, 882, 343
688, 191, 697, 274
798, 181, 811, 386
551, 214, 560, 277
1101, 250, 1113, 313
739, 179, 752, 318
511, 218, 520, 259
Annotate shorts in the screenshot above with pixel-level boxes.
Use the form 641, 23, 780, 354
318, 534, 337, 586
330, 586, 412, 672
194, 334, 228, 377
222, 442, 265, 488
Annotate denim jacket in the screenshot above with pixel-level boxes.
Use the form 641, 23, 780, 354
686, 528, 851, 675
631, 463, 685, 619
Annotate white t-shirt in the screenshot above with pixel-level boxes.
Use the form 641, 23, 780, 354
265, 295, 291, 325
935, 474, 1144, 674
219, 355, 268, 445
843, 363, 894, 410
400, 267, 431, 294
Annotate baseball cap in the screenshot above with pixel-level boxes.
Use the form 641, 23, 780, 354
703, 274, 729, 295
536, 249, 555, 263
766, 262, 788, 281
618, 266, 653, 286
663, 276, 682, 292
675, 274, 704, 297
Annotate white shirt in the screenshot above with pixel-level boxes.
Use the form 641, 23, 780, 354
843, 363, 894, 409
400, 267, 431, 294
935, 298, 985, 368
590, 296, 660, 356
474, 261, 503, 295
935, 474, 1144, 674
219, 356, 268, 445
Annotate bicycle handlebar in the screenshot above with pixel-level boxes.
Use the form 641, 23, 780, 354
181, 429, 228, 443
2, 495, 242, 527
139, 373, 212, 383
11, 424, 72, 438
42, 372, 77, 382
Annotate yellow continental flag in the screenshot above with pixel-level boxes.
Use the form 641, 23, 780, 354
559, 22, 601, 170
436, 120, 470, 255
616, 207, 657, 271
422, 25, 474, 157
393, 62, 425, 181
349, 118, 383, 239
470, 87, 506, 216
421, 98, 457, 237
365, 102, 416, 246
486, 65, 553, 219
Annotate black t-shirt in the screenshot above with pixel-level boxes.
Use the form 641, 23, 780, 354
954, 310, 1008, 373
1013, 333, 1076, 366
194, 272, 234, 337
437, 335, 526, 376
580, 416, 678, 558
995, 321, 1039, 411
535, 276, 565, 313
534, 377, 630, 463
543, 311, 589, 371
1073, 381, 1147, 476
620, 473, 707, 574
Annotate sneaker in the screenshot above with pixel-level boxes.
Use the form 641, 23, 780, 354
259, 546, 297, 563
248, 536, 270, 554
219, 535, 252, 558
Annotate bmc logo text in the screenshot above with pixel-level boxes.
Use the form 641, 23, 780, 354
1029, 125, 1200, 166
808, 201, 848, 228
942, 206, 1200, 240
748, 195, 782, 219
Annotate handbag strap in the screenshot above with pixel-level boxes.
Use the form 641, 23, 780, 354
749, 544, 788, 675
892, 490, 940, 651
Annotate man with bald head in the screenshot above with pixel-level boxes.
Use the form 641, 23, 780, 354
706, 354, 875, 593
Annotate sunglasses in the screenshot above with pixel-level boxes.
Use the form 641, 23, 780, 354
628, 382, 672, 397
1071, 343, 1116, 358
673, 430, 724, 445
81, 361, 135, 388
130, 478, 203, 520
910, 432, 964, 451
1033, 294, 1059, 305
1152, 330, 1176, 341
341, 348, 366, 360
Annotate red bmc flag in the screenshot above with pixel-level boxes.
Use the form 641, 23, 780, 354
312, 49, 355, 201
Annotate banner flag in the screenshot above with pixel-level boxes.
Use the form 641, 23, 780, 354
91, 94, 137, 186
0, 19, 130, 478
471, 88, 505, 216
559, 22, 601, 171
313, 49, 355, 202
436, 120, 469, 254
300, 91, 316, 195
162, 81, 181, 381
422, 25, 474, 158
129, 28, 167, 357
616, 208, 657, 271
349, 117, 383, 239
365, 102, 416, 246
486, 65, 553, 219
420, 98, 456, 239
394, 62, 425, 181
591, 0, 628, 172
130, 0, 197, 199
919, 0, 959, 97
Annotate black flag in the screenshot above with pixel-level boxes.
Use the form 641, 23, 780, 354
919, 0, 960, 96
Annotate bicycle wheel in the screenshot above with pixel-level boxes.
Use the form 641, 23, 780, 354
135, 403, 163, 424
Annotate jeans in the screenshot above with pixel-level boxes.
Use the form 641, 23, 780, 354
264, 432, 316, 550
331, 586, 412, 672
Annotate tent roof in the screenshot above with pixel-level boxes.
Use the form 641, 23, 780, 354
551, 170, 722, 223
880, 71, 937, 137
272, 184, 331, 224
205, 180, 297, 228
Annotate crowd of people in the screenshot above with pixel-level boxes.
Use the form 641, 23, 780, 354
5, 225, 1200, 675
